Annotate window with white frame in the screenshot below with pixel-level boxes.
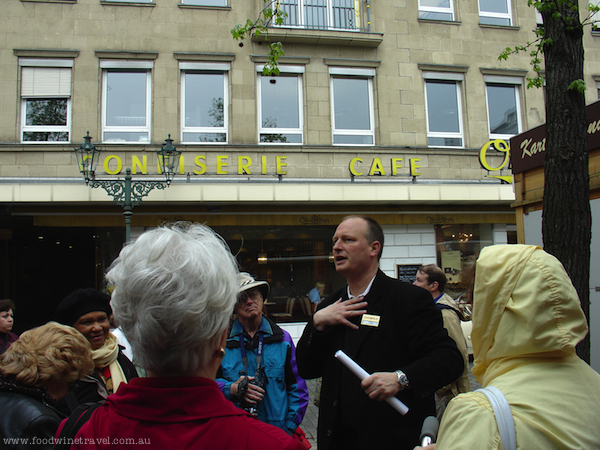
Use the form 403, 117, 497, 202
181, 0, 227, 5
485, 76, 522, 139
101, 61, 152, 143
424, 72, 464, 147
591, 0, 600, 31
536, 8, 543, 27
181, 62, 229, 143
478, 0, 512, 26
418, 0, 455, 21
276, 0, 361, 31
258, 65, 303, 144
20, 59, 72, 143
330, 67, 375, 145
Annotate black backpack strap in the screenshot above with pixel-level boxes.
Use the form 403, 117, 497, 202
436, 303, 463, 322
55, 402, 103, 450
64, 391, 79, 413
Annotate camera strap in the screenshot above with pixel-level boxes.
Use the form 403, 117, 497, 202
239, 331, 264, 379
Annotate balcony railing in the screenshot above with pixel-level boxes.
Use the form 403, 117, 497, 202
274, 0, 370, 33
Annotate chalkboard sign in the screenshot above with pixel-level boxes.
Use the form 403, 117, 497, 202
396, 264, 421, 283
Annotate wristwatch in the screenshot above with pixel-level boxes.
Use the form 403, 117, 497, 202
395, 370, 409, 390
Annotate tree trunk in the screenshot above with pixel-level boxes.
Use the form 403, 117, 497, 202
541, 1, 591, 362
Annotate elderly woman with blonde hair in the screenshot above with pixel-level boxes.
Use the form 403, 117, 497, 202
0, 322, 93, 449
71, 223, 304, 450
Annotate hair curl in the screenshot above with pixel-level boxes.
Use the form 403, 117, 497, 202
0, 322, 93, 388
106, 223, 239, 375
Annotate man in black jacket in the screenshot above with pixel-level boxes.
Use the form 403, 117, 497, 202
296, 215, 463, 450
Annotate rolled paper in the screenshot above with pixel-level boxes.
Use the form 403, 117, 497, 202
335, 350, 409, 415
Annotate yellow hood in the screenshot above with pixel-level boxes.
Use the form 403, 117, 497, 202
471, 245, 588, 385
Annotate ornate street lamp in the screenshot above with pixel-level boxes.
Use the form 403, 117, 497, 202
156, 134, 182, 185
74, 131, 101, 184
74, 132, 181, 242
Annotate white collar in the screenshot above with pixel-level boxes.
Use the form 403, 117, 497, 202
347, 275, 376, 299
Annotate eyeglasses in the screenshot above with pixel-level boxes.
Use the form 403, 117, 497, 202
237, 290, 263, 304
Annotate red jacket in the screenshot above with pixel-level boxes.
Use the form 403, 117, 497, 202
69, 376, 303, 450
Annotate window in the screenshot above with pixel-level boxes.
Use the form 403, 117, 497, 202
258, 66, 303, 144
181, 62, 229, 143
592, 0, 600, 31
434, 223, 496, 296
101, 61, 152, 143
276, 0, 362, 31
330, 67, 375, 145
484, 76, 522, 139
536, 9, 543, 28
418, 0, 454, 21
20, 59, 72, 143
212, 224, 341, 324
424, 72, 464, 147
478, 0, 512, 26
181, 0, 227, 5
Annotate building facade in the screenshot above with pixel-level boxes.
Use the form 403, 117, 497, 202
2, 0, 600, 331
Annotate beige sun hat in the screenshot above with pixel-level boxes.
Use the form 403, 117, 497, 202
238, 272, 270, 299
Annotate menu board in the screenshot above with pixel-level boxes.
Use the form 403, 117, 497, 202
396, 264, 421, 283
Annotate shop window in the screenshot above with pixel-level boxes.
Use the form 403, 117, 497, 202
478, 0, 512, 26
101, 61, 152, 143
484, 76, 522, 140
258, 66, 304, 144
418, 0, 455, 21
275, 0, 363, 31
20, 62, 72, 143
215, 225, 345, 324
424, 74, 464, 147
181, 63, 229, 143
330, 67, 375, 145
435, 224, 494, 297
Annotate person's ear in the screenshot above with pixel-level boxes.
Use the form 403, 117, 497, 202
370, 240, 381, 258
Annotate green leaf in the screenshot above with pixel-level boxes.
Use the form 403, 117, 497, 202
568, 79, 587, 93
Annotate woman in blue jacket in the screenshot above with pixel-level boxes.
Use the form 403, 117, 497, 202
217, 273, 308, 435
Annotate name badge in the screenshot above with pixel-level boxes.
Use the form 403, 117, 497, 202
361, 314, 380, 327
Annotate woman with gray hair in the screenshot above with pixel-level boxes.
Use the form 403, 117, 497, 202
71, 223, 304, 450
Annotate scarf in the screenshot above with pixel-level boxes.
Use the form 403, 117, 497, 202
92, 332, 127, 394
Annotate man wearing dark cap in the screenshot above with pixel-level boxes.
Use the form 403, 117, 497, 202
216, 273, 309, 436
56, 288, 137, 411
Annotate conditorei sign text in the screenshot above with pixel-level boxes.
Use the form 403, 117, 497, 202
96, 155, 425, 178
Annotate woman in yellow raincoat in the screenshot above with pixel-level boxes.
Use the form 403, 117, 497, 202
420, 244, 600, 449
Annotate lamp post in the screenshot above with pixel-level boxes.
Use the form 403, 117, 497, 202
74, 132, 182, 242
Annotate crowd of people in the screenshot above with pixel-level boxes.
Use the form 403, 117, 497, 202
0, 217, 599, 450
